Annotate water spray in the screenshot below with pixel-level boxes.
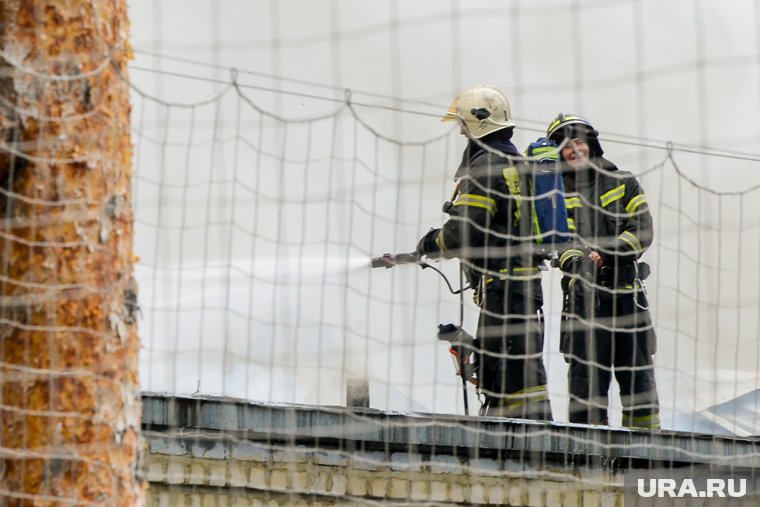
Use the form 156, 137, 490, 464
370, 251, 476, 414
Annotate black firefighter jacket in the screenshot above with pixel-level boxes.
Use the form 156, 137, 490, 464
422, 134, 542, 298
558, 161, 653, 288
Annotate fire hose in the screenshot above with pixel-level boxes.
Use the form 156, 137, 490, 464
371, 252, 476, 414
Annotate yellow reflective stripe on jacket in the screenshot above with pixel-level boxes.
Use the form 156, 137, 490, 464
565, 196, 581, 209
531, 199, 543, 243
493, 266, 541, 281
453, 193, 497, 216
503, 385, 549, 410
567, 217, 576, 231
619, 230, 642, 252
502, 166, 522, 224
560, 249, 584, 268
434, 230, 452, 257
622, 281, 645, 292
510, 266, 541, 280
622, 412, 661, 429
625, 194, 647, 216
600, 184, 625, 207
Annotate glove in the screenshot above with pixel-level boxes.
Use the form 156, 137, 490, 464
561, 253, 596, 280
416, 228, 441, 259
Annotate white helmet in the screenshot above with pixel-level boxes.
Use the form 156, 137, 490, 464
442, 84, 515, 139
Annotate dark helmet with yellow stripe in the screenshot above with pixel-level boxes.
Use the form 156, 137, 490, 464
546, 113, 604, 157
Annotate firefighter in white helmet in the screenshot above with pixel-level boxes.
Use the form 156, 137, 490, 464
548, 113, 660, 429
416, 85, 552, 420
441, 84, 516, 137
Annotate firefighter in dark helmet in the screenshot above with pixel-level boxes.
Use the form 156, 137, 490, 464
415, 85, 553, 420
547, 113, 660, 429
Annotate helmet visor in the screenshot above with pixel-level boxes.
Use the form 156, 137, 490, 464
441, 96, 461, 122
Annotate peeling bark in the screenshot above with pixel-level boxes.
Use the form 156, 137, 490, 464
0, 1, 144, 505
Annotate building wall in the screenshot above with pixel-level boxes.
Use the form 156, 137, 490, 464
140, 394, 760, 507
144, 437, 624, 506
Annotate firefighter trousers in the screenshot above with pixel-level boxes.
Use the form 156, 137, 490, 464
478, 281, 552, 421
563, 286, 660, 428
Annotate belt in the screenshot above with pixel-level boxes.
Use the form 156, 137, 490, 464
598, 261, 649, 287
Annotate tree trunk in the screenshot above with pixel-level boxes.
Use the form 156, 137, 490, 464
0, 1, 144, 504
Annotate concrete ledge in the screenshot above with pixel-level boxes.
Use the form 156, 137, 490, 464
141, 393, 760, 469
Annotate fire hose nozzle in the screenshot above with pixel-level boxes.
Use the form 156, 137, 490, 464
370, 252, 419, 269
